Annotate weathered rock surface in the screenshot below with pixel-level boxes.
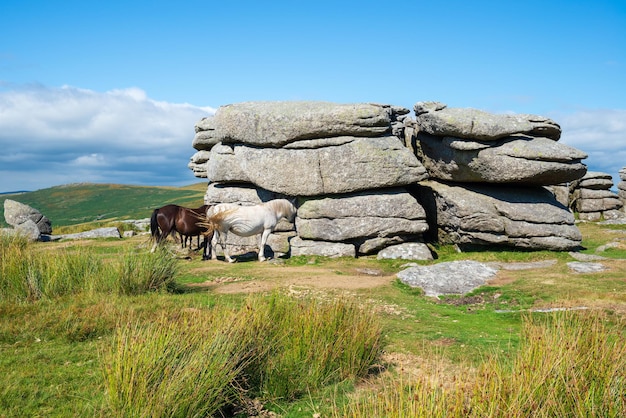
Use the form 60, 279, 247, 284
289, 236, 356, 258
0, 220, 41, 241
187, 150, 210, 178
416, 180, 582, 251
207, 136, 428, 196
414, 101, 562, 141
377, 242, 434, 260
3, 199, 52, 234
418, 133, 587, 185
295, 189, 428, 252
192, 116, 219, 151
213, 101, 402, 147
397, 260, 498, 297
570, 172, 624, 221
567, 261, 607, 273
51, 227, 121, 240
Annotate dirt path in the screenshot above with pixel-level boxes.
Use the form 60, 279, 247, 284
187, 264, 397, 294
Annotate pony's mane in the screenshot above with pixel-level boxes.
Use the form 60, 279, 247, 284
265, 199, 296, 216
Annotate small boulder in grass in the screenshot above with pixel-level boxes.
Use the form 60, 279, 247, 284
397, 260, 498, 298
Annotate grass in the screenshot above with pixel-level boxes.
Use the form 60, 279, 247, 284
338, 310, 626, 417
1, 185, 626, 416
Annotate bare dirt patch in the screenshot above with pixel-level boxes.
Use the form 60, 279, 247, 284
187, 264, 395, 294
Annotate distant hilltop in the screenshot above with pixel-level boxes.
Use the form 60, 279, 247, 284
0, 191, 30, 196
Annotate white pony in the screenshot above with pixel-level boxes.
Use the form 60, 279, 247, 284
204, 199, 297, 262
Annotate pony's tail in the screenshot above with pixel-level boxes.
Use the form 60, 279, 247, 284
150, 209, 161, 241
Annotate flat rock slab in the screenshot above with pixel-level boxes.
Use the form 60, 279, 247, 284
566, 261, 607, 273
485, 259, 557, 270
568, 252, 607, 262
418, 133, 587, 185
50, 227, 121, 240
397, 260, 498, 298
414, 101, 561, 141
214, 101, 398, 147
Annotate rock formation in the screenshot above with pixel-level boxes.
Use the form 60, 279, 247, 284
189, 100, 589, 258
192, 101, 430, 258
569, 172, 624, 221
412, 102, 585, 251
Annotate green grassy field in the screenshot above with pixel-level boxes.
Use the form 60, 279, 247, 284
0, 182, 207, 228
1, 184, 625, 417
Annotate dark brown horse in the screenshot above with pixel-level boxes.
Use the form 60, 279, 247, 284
150, 204, 213, 259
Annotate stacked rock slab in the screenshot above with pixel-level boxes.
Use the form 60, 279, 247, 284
569, 172, 624, 221
188, 116, 218, 178
619, 167, 626, 207
412, 102, 587, 251
199, 101, 430, 258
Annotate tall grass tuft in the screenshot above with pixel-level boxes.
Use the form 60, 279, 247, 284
103, 310, 251, 418
470, 310, 626, 417
116, 249, 179, 295
0, 234, 105, 301
339, 310, 626, 417
0, 234, 31, 302
102, 292, 384, 416
243, 293, 384, 401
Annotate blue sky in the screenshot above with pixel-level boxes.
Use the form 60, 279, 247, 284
1, 0, 625, 192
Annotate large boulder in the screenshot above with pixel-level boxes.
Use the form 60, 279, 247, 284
413, 102, 587, 185
414, 101, 562, 141
213, 101, 403, 147
416, 180, 582, 251
207, 136, 428, 196
289, 236, 356, 258
3, 199, 52, 235
418, 132, 587, 185
296, 188, 429, 249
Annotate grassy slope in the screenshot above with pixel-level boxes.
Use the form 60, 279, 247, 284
0, 182, 207, 228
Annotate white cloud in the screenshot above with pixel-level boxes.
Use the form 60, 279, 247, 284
71, 153, 109, 167
0, 84, 215, 191
553, 108, 626, 187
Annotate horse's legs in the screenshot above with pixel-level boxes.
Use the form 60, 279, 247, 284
258, 228, 272, 262
201, 232, 212, 260
210, 231, 219, 260
219, 230, 235, 263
